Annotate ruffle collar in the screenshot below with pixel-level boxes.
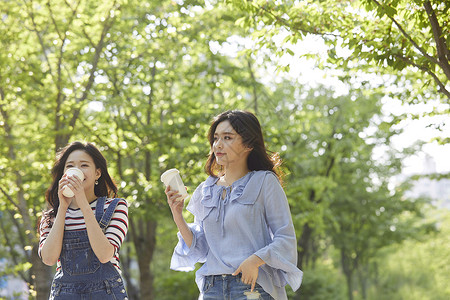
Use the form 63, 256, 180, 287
197, 171, 270, 236
201, 171, 262, 207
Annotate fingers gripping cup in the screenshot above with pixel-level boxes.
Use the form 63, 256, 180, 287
161, 168, 188, 201
62, 167, 84, 197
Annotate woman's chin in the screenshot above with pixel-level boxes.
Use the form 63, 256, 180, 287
216, 160, 230, 166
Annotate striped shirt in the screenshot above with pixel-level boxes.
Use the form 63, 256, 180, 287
38, 198, 128, 274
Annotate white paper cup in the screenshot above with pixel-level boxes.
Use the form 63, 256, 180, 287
244, 291, 261, 299
62, 167, 84, 197
161, 168, 188, 201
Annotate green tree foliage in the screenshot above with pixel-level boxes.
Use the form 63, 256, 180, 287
369, 208, 450, 300
254, 81, 427, 299
1, 0, 129, 298
1, 0, 266, 298
226, 0, 449, 106
0, 0, 443, 300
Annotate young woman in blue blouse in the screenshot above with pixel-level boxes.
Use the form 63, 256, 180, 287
166, 110, 302, 299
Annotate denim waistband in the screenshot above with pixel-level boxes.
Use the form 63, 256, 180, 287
52, 274, 123, 294
205, 274, 242, 282
63, 230, 88, 238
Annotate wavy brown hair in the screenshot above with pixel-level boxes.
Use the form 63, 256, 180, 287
44, 141, 117, 221
204, 110, 282, 180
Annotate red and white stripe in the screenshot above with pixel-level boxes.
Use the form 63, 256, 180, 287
38, 198, 129, 274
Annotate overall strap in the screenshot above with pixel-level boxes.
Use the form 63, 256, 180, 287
95, 196, 107, 223
99, 198, 121, 231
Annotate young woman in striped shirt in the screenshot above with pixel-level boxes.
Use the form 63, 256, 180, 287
39, 141, 129, 299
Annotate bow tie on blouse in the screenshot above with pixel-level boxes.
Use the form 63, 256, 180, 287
215, 185, 232, 236
200, 173, 255, 237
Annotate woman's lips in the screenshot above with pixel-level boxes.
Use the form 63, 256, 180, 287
216, 153, 225, 157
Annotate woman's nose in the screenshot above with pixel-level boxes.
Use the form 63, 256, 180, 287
214, 139, 223, 148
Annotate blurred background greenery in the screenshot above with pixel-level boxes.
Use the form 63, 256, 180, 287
0, 0, 449, 299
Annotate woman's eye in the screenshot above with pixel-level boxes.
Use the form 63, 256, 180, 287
66, 165, 73, 168
224, 136, 231, 140
81, 164, 89, 167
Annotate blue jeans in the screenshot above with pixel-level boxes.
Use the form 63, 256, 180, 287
49, 197, 128, 300
202, 274, 274, 300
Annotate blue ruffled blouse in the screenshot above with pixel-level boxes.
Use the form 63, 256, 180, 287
170, 171, 303, 299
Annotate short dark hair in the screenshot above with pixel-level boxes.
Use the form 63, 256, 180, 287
44, 141, 117, 219
204, 110, 281, 178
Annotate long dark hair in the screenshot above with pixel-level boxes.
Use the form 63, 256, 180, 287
44, 141, 117, 220
204, 110, 282, 179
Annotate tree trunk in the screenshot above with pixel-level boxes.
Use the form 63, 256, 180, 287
341, 251, 353, 300
247, 58, 258, 114
121, 244, 140, 300
292, 223, 312, 299
130, 218, 157, 299
31, 244, 53, 300
1, 101, 54, 299
297, 223, 312, 270
358, 265, 368, 300
345, 272, 353, 300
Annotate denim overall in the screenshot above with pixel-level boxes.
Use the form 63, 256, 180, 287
49, 197, 128, 300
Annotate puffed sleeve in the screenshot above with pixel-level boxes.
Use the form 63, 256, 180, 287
105, 199, 128, 256
170, 183, 209, 271
38, 211, 53, 259
254, 172, 303, 291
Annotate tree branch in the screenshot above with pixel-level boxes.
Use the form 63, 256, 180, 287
0, 186, 20, 211
22, 0, 54, 77
254, 2, 339, 38
0, 100, 22, 212
247, 57, 258, 114
101, 66, 147, 130
423, 0, 450, 80
0, 86, 33, 260
67, 1, 119, 131
64, 0, 95, 48
393, 54, 450, 99
370, 0, 439, 66
0, 215, 27, 282
47, 0, 81, 93
46, 1, 62, 40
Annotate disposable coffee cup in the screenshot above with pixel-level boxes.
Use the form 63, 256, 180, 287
160, 168, 188, 201
62, 167, 84, 197
244, 291, 261, 299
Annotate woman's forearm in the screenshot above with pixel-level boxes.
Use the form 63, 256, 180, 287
80, 204, 115, 264
40, 208, 66, 266
173, 214, 193, 248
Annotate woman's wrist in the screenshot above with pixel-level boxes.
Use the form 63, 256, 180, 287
57, 203, 69, 214
172, 213, 186, 226
250, 254, 266, 267
78, 197, 92, 213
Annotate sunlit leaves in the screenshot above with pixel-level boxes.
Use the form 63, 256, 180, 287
227, 0, 450, 103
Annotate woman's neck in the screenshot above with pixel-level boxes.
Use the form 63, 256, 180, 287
221, 166, 250, 186
68, 193, 98, 209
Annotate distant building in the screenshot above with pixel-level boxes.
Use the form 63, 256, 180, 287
0, 259, 28, 299
406, 154, 450, 208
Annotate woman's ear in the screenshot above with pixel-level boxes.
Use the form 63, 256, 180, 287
96, 168, 102, 180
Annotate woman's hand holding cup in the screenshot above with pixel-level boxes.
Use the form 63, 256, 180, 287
165, 186, 185, 218
161, 168, 189, 219
58, 168, 85, 208
58, 175, 73, 209
62, 168, 84, 197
